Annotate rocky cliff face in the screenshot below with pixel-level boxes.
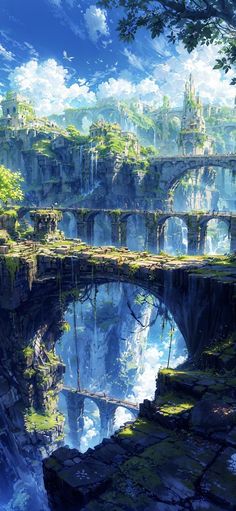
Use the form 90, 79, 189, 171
0, 127, 159, 209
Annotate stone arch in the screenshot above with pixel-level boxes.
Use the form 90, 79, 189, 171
200, 216, 231, 254
59, 211, 77, 239
124, 213, 147, 251
93, 211, 112, 246
165, 161, 236, 211
157, 215, 188, 255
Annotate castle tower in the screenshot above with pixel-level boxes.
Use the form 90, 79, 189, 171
179, 74, 213, 156
0, 92, 35, 128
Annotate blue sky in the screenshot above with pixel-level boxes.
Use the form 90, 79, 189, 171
0, 0, 235, 116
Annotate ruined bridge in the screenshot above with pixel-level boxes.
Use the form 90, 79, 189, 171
62, 387, 138, 443
18, 207, 236, 254
149, 153, 236, 208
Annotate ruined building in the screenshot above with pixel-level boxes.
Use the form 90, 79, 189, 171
179, 74, 213, 156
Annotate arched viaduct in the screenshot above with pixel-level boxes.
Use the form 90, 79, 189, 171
17, 207, 236, 254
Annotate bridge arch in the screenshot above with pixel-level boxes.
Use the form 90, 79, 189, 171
156, 215, 188, 254
93, 211, 112, 246
59, 211, 77, 239
200, 216, 231, 254
166, 161, 236, 211
124, 213, 147, 251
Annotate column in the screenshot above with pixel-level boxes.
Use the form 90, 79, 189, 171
230, 217, 236, 253
145, 214, 158, 253
157, 223, 165, 253
65, 392, 84, 448
120, 218, 128, 247
74, 211, 90, 243
199, 223, 207, 255
30, 210, 63, 241
110, 213, 121, 247
186, 215, 201, 255
98, 402, 116, 441
86, 217, 95, 245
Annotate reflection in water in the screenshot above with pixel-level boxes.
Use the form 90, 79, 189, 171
0, 281, 187, 510
56, 283, 187, 453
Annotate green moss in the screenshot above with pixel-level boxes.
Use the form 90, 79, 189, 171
23, 368, 36, 379
32, 139, 56, 158
24, 408, 64, 432
23, 347, 34, 358
5, 255, 20, 283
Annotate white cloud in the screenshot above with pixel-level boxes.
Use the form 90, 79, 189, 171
84, 5, 109, 43
97, 76, 161, 104
9, 59, 96, 116
123, 49, 144, 71
48, 0, 62, 6
153, 44, 236, 107
0, 44, 15, 62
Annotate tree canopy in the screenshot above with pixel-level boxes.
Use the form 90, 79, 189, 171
0, 165, 24, 206
99, 0, 236, 83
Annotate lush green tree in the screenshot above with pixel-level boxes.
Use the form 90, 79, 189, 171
0, 165, 24, 205
99, 0, 236, 83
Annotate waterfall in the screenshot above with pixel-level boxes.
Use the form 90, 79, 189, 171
153, 128, 156, 148
90, 146, 94, 191
79, 145, 84, 193
95, 151, 98, 182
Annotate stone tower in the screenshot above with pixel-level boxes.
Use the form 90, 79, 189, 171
179, 74, 212, 156
0, 91, 35, 128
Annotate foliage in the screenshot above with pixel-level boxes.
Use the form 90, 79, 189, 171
0, 165, 24, 205
32, 139, 56, 158
24, 408, 64, 432
66, 124, 89, 144
99, 0, 236, 83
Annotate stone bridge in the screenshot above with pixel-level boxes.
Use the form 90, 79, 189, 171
62, 387, 138, 444
1, 241, 235, 359
18, 207, 236, 254
149, 154, 236, 208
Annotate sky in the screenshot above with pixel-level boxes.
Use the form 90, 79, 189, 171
0, 0, 235, 116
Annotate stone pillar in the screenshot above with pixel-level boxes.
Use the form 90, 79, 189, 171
145, 214, 158, 253
86, 218, 95, 245
230, 217, 236, 253
65, 392, 84, 448
74, 211, 92, 243
30, 210, 63, 241
98, 402, 116, 441
110, 213, 121, 247
157, 223, 165, 253
186, 215, 201, 255
120, 218, 128, 247
199, 223, 207, 255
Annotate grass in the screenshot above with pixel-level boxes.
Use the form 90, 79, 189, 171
24, 408, 64, 432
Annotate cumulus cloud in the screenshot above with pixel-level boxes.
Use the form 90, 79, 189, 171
97, 77, 161, 103
153, 44, 235, 106
84, 5, 109, 43
9, 59, 96, 116
0, 44, 15, 62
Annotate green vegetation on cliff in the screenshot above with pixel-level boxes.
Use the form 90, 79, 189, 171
0, 165, 24, 206
24, 408, 64, 432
